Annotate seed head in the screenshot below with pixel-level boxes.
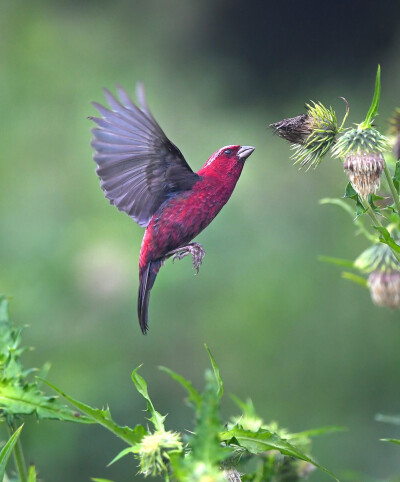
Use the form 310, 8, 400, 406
270, 102, 339, 169
270, 114, 316, 144
333, 126, 389, 197
355, 243, 400, 309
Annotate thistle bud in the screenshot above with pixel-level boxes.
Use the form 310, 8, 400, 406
137, 430, 183, 476
355, 243, 400, 309
270, 102, 338, 169
332, 127, 389, 197
368, 271, 400, 308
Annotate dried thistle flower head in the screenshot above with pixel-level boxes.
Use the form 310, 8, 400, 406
137, 430, 183, 476
270, 102, 339, 169
332, 126, 389, 197
270, 114, 316, 144
355, 243, 400, 309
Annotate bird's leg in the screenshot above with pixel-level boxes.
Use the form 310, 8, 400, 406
164, 243, 205, 274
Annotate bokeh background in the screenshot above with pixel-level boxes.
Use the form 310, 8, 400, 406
2, 1, 400, 480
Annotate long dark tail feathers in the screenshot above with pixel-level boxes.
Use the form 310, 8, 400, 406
138, 259, 162, 335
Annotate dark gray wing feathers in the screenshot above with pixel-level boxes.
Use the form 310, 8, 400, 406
90, 85, 199, 227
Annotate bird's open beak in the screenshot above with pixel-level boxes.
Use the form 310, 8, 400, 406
237, 146, 255, 160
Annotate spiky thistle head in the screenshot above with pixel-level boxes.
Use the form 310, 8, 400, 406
332, 126, 389, 197
355, 242, 400, 309
270, 101, 340, 169
137, 430, 183, 477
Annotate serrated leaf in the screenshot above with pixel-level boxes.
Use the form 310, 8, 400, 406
0, 424, 23, 481
108, 446, 138, 466
205, 345, 223, 399
318, 256, 355, 269
362, 65, 381, 128
341, 272, 369, 288
374, 226, 400, 253
0, 378, 90, 422
159, 366, 201, 410
131, 366, 166, 432
220, 428, 339, 481
344, 183, 367, 218
189, 371, 229, 467
28, 465, 37, 482
42, 379, 146, 445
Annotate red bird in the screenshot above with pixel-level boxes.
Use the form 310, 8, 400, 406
90, 85, 254, 334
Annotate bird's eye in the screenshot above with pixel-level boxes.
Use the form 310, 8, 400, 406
224, 149, 232, 155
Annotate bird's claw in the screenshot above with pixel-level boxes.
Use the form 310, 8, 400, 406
166, 243, 205, 274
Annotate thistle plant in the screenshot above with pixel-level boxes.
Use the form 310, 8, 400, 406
270, 66, 400, 309
0, 296, 342, 481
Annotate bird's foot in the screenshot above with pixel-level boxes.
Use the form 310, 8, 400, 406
165, 243, 205, 274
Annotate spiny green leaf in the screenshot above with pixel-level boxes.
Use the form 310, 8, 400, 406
362, 65, 381, 128
159, 366, 201, 410
344, 182, 367, 218
131, 366, 166, 432
220, 428, 339, 481
28, 465, 37, 482
0, 378, 90, 422
188, 371, 228, 469
0, 424, 23, 481
42, 379, 146, 445
108, 446, 138, 466
341, 272, 369, 288
318, 256, 355, 269
205, 345, 223, 399
374, 226, 400, 253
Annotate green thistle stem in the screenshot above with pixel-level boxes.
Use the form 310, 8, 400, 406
383, 163, 400, 215
360, 197, 400, 263
7, 420, 27, 482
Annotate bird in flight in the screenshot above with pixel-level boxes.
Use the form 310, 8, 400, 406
90, 84, 254, 334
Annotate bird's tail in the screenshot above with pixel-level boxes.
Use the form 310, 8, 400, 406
138, 259, 162, 334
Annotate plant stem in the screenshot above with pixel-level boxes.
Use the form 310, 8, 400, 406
360, 197, 381, 227
360, 197, 400, 263
7, 420, 27, 482
383, 163, 400, 215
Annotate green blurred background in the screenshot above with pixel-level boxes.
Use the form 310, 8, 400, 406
2, 1, 400, 480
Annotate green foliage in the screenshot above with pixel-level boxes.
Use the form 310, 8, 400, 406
361, 65, 381, 129
42, 379, 146, 446
0, 295, 90, 423
0, 424, 23, 481
46, 345, 339, 481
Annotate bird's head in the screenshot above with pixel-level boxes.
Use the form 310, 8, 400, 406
200, 145, 255, 175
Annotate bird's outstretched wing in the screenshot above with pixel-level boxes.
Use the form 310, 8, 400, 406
90, 84, 200, 227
